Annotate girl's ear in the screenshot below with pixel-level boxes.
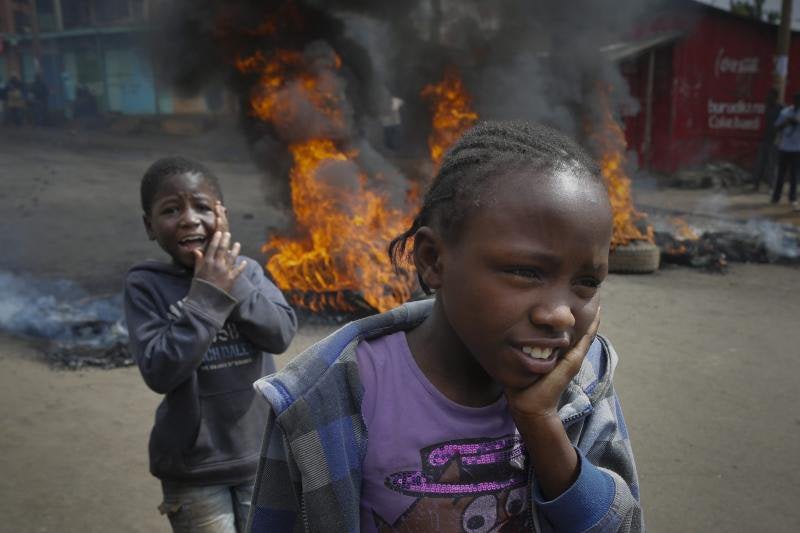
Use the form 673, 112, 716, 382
142, 214, 156, 241
412, 226, 444, 291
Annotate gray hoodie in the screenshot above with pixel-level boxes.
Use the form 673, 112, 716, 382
124, 256, 297, 486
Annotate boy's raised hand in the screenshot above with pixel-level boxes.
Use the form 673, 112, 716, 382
193, 204, 246, 293
214, 201, 230, 234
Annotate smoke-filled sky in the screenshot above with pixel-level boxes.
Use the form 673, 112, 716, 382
153, 0, 680, 141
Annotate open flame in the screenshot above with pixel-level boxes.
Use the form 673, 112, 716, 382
422, 67, 479, 166
235, 47, 347, 140
588, 88, 653, 249
236, 47, 415, 313
264, 139, 415, 313
233, 40, 483, 314
670, 217, 699, 241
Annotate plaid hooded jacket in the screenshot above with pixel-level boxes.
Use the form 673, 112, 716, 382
247, 300, 643, 532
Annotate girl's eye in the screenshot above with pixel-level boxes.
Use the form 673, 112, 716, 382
161, 207, 179, 215
196, 204, 212, 212
578, 277, 602, 289
507, 268, 542, 280
574, 278, 603, 298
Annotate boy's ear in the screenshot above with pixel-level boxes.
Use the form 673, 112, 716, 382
412, 226, 444, 291
142, 214, 156, 241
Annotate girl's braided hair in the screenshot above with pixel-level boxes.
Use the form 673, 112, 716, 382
389, 120, 603, 293
140, 156, 223, 214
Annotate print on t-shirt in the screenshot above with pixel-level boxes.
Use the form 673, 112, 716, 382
374, 434, 530, 532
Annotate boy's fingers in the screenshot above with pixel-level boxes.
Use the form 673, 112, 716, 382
229, 242, 241, 262
205, 231, 221, 259
192, 249, 204, 274
215, 202, 230, 233
232, 261, 247, 279
218, 232, 231, 259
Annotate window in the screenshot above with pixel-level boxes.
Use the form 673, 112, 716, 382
93, 0, 131, 23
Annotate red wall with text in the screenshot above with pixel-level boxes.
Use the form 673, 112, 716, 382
624, 6, 800, 173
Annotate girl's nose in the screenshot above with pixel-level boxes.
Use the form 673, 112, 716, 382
529, 298, 575, 333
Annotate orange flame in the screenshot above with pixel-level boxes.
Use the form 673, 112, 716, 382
669, 217, 699, 240
422, 67, 479, 165
236, 49, 414, 312
263, 139, 415, 312
236, 49, 345, 135
588, 88, 653, 248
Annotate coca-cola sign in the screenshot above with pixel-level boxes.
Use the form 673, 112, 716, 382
714, 48, 760, 77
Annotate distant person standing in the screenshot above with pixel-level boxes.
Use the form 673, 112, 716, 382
31, 74, 49, 126
382, 96, 404, 151
772, 91, 800, 211
5, 76, 25, 127
0, 76, 6, 118
60, 70, 75, 118
752, 88, 781, 191
73, 84, 98, 124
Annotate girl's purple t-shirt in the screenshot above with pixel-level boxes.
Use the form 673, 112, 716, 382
357, 331, 530, 532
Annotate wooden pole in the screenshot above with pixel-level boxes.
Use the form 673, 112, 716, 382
30, 0, 42, 72
774, 0, 793, 103
642, 49, 656, 169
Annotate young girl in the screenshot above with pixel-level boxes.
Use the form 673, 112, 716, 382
124, 157, 297, 532
247, 122, 642, 532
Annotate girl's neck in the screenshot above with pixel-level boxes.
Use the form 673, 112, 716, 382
406, 300, 502, 408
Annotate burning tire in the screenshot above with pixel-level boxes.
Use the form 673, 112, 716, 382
609, 241, 660, 274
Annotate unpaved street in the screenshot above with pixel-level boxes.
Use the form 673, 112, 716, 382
1, 127, 799, 532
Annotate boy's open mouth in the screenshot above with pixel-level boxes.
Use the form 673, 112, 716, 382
178, 235, 207, 251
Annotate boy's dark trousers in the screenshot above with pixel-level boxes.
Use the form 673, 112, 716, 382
771, 150, 800, 203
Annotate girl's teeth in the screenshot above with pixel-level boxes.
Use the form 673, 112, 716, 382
522, 346, 552, 359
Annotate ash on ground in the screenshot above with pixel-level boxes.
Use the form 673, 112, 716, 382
0, 271, 132, 370
647, 210, 800, 272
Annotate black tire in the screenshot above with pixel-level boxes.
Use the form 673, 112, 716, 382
609, 241, 660, 273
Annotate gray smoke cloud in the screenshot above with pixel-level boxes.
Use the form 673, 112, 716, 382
153, 0, 680, 134
151, 0, 687, 198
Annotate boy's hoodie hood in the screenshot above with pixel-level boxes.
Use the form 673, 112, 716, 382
254, 299, 615, 427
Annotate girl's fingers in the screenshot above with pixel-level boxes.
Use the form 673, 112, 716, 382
539, 309, 601, 392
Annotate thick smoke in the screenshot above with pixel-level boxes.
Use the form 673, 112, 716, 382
151, 0, 680, 200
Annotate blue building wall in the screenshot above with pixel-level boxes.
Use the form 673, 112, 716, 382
105, 46, 156, 114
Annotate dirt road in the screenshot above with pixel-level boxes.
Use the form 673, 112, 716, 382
1, 127, 799, 532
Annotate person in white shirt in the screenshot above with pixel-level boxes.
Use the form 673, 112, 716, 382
772, 92, 800, 211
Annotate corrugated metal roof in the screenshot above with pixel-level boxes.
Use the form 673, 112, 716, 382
600, 31, 684, 62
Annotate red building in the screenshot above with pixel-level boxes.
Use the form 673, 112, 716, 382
620, 1, 800, 173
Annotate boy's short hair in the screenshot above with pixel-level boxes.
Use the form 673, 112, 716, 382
141, 156, 223, 213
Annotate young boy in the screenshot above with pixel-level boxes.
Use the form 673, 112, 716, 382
124, 156, 297, 533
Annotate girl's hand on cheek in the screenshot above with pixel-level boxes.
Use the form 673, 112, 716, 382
505, 310, 601, 426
